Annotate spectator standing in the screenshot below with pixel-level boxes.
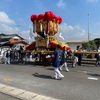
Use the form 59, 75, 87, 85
3, 50, 7, 64
73, 45, 83, 67
77, 47, 83, 66
52, 45, 64, 79
72, 46, 80, 67
25, 52, 28, 61
30, 52, 33, 61
10, 48, 14, 62
4, 49, 11, 64
18, 46, 24, 63
6, 49, 11, 64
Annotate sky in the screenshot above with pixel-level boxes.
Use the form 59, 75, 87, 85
0, 0, 100, 42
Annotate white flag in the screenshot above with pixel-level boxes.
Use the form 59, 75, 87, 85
59, 32, 64, 40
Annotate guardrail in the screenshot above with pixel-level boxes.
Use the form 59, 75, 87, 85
67, 51, 99, 66
67, 58, 96, 65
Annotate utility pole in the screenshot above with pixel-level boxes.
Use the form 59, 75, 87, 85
17, 25, 21, 36
88, 13, 90, 51
88, 14, 90, 42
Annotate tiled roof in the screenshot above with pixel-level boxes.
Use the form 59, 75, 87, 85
0, 33, 24, 40
0, 33, 29, 46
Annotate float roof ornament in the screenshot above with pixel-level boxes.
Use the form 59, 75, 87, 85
30, 11, 62, 24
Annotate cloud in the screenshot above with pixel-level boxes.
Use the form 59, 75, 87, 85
57, 0, 66, 8
0, 11, 17, 35
0, 22, 30, 40
0, 12, 23, 36
0, 12, 17, 34
56, 23, 86, 41
21, 29, 35, 42
0, 12, 15, 25
60, 23, 74, 31
21, 30, 29, 39
0, 23, 18, 34
0, 11, 35, 42
86, 0, 98, 3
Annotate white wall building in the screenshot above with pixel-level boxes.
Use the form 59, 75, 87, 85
66, 38, 93, 51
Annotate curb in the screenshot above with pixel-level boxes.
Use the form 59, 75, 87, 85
0, 83, 59, 100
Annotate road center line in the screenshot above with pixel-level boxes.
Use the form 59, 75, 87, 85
88, 77, 98, 80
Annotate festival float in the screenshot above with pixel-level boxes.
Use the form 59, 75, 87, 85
26, 11, 70, 65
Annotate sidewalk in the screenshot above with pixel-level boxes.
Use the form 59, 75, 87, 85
0, 83, 59, 100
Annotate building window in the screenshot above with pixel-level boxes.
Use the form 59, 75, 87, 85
14, 39, 18, 42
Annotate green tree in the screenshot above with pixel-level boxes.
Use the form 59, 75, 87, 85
94, 38, 100, 47
82, 40, 96, 51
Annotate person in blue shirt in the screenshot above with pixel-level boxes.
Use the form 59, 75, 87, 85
59, 46, 69, 72
52, 44, 64, 79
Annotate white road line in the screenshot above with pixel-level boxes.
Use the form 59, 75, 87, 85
74, 70, 87, 73
88, 77, 98, 80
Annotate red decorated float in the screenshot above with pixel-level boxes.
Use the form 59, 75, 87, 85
26, 11, 70, 65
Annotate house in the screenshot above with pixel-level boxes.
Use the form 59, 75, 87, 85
0, 33, 29, 50
66, 38, 93, 51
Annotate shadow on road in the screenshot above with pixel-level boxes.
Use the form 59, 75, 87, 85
87, 73, 100, 77
32, 73, 52, 79
32, 73, 62, 80
45, 67, 54, 70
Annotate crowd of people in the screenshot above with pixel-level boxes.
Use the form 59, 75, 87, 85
51, 44, 100, 79
0, 46, 33, 64
0, 44, 100, 80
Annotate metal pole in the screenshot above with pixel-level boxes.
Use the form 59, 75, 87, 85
17, 25, 21, 36
88, 14, 90, 42
88, 14, 90, 51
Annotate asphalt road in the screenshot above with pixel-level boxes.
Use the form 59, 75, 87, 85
0, 62, 100, 100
